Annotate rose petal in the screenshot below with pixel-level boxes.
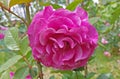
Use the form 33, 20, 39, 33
75, 6, 88, 21
43, 6, 54, 19
48, 17, 74, 30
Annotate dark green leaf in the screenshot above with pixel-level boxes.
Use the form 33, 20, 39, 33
74, 67, 84, 71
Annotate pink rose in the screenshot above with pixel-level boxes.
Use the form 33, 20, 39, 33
27, 6, 98, 70
101, 38, 108, 44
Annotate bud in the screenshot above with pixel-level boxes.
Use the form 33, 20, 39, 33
101, 38, 108, 44
104, 51, 111, 57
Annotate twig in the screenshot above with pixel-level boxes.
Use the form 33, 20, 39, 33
37, 62, 43, 79
84, 64, 88, 78
25, 3, 31, 26
0, 2, 28, 26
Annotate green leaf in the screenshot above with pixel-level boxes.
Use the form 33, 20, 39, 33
66, 0, 83, 11
111, 6, 120, 24
49, 75, 55, 79
8, 0, 32, 8
4, 27, 19, 51
29, 67, 38, 78
0, 55, 22, 73
73, 67, 84, 71
20, 36, 29, 54
39, 2, 63, 9
89, 17, 100, 24
13, 66, 29, 79
0, 70, 10, 79
86, 72, 96, 79
97, 73, 114, 79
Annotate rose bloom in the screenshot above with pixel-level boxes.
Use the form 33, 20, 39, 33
28, 6, 98, 70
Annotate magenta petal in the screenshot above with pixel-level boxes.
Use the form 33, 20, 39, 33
75, 7, 88, 21
39, 28, 55, 45
27, 6, 98, 70
62, 50, 75, 61
50, 37, 64, 48
67, 13, 81, 26
48, 17, 74, 30
43, 6, 54, 19
26, 74, 32, 79
0, 33, 4, 40
74, 46, 83, 62
9, 72, 14, 79
62, 37, 76, 48
53, 8, 71, 17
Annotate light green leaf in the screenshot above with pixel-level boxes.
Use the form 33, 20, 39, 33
4, 27, 19, 51
20, 36, 29, 55
97, 73, 114, 79
111, 6, 120, 24
89, 17, 100, 24
0, 70, 10, 79
39, 2, 63, 9
8, 0, 32, 7
0, 55, 22, 73
66, 0, 83, 11
86, 72, 96, 79
13, 66, 29, 79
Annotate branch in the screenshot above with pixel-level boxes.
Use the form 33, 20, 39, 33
0, 2, 28, 26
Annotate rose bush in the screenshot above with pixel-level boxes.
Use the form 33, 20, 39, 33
28, 6, 98, 70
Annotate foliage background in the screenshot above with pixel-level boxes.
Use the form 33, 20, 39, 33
0, 0, 120, 79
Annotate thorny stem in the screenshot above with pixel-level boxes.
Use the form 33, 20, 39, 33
22, 55, 32, 69
84, 64, 88, 78
0, 2, 28, 26
75, 71, 78, 79
25, 3, 31, 26
37, 62, 43, 79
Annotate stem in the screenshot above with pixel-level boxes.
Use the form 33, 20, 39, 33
0, 2, 28, 26
25, 3, 31, 26
55, 0, 58, 4
22, 55, 32, 69
66, 0, 69, 5
84, 65, 88, 78
1, 8, 11, 23
37, 62, 43, 79
75, 71, 78, 79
